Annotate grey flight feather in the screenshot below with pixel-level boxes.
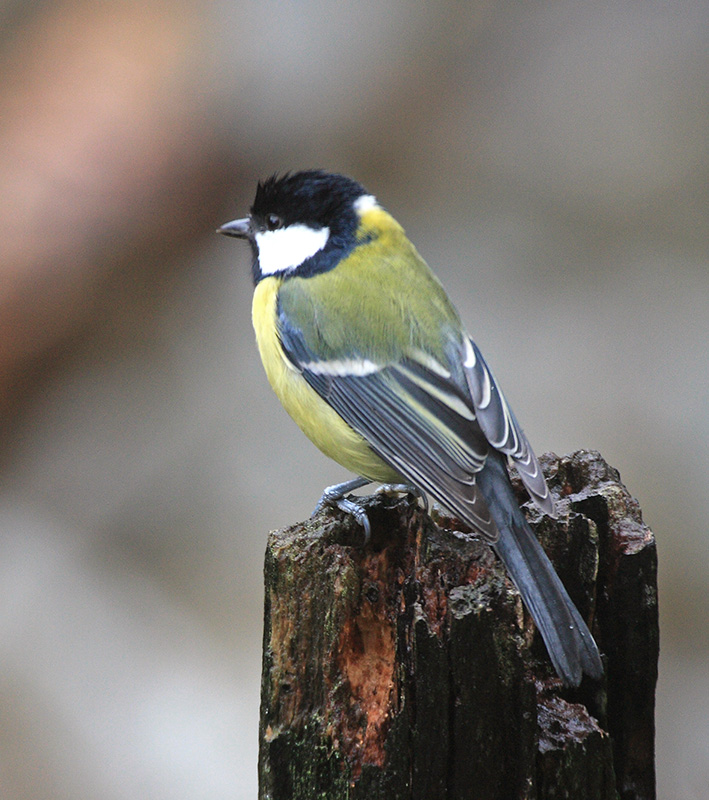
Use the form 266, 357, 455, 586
462, 336, 555, 517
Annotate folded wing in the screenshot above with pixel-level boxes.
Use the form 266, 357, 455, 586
278, 297, 554, 534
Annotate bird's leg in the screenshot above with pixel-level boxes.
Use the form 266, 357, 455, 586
313, 476, 373, 543
375, 483, 429, 512
315, 476, 373, 510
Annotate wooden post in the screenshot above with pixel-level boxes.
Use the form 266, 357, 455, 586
258, 450, 658, 800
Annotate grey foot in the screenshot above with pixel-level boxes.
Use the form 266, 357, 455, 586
313, 477, 373, 544
313, 478, 427, 545
375, 483, 429, 512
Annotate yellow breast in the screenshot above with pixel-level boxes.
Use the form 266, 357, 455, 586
251, 277, 401, 483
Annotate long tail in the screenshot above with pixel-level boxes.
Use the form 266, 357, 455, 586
476, 451, 602, 686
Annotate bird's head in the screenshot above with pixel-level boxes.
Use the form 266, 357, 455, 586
218, 170, 377, 283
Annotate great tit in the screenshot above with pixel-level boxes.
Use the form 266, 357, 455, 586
218, 169, 602, 686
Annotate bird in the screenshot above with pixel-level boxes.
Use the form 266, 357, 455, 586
218, 169, 602, 686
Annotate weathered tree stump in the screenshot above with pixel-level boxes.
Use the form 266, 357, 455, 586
258, 450, 658, 800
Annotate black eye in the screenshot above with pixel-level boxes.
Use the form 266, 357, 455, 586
266, 213, 283, 231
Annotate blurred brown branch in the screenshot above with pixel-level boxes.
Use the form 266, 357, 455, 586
0, 1, 235, 414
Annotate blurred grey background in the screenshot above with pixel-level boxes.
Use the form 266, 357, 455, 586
0, 1, 706, 797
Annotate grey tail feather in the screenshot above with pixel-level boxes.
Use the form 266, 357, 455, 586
476, 452, 603, 686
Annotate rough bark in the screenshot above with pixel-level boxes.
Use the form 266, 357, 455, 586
258, 450, 658, 800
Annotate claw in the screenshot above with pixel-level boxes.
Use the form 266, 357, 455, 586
334, 495, 372, 544
376, 483, 429, 512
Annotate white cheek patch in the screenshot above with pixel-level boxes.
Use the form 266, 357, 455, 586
255, 224, 330, 276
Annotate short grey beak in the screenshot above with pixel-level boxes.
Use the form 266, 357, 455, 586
217, 217, 250, 238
